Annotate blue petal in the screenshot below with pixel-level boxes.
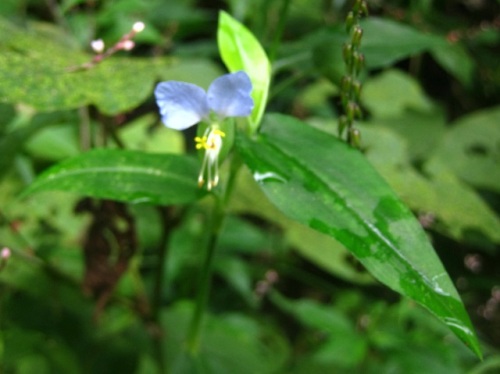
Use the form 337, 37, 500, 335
207, 71, 254, 119
154, 81, 209, 130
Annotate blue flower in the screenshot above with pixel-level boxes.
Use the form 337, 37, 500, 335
154, 71, 254, 190
155, 71, 254, 130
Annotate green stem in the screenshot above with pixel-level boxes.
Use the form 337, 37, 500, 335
186, 155, 242, 354
78, 107, 91, 151
269, 0, 292, 62
150, 207, 171, 374
185, 203, 224, 354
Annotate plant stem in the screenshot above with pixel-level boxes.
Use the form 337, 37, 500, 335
185, 201, 224, 354
78, 107, 91, 151
186, 155, 242, 354
151, 206, 181, 373
151, 214, 169, 374
269, 0, 292, 62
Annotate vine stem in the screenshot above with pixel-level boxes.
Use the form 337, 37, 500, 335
186, 154, 243, 354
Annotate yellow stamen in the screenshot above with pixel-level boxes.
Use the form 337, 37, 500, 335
212, 129, 225, 137
195, 136, 208, 150
195, 127, 226, 190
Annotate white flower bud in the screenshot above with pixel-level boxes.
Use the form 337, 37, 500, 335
121, 40, 135, 51
90, 39, 105, 53
132, 21, 145, 33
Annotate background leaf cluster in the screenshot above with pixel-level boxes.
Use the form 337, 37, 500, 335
1, 0, 500, 373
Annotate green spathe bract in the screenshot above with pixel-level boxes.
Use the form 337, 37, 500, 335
235, 113, 482, 358
217, 11, 271, 133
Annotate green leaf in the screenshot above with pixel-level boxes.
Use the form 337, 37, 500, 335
156, 59, 223, 90
230, 168, 373, 284
367, 109, 447, 161
0, 111, 75, 178
359, 124, 500, 245
0, 18, 155, 114
360, 17, 441, 68
271, 292, 367, 369
0, 18, 216, 115
431, 40, 474, 87
423, 159, 500, 245
118, 113, 185, 154
24, 125, 79, 161
163, 302, 289, 373
433, 106, 500, 193
217, 11, 271, 132
235, 113, 481, 358
22, 149, 205, 205
362, 69, 434, 118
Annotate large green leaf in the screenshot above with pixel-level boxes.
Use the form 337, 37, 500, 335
433, 106, 500, 193
358, 124, 500, 245
230, 168, 374, 284
360, 17, 441, 68
163, 301, 289, 373
217, 11, 271, 132
235, 113, 481, 358
0, 18, 153, 114
430, 40, 474, 87
22, 149, 205, 205
0, 111, 76, 178
362, 69, 434, 118
0, 18, 212, 115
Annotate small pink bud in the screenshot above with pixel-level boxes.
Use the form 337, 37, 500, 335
91, 39, 105, 53
1, 247, 11, 259
121, 40, 135, 51
132, 22, 145, 33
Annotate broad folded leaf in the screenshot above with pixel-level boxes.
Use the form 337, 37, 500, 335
22, 149, 205, 205
235, 113, 481, 358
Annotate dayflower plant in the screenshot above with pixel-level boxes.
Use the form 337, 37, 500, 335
154, 71, 254, 190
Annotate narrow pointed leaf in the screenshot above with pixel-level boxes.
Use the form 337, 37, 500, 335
235, 113, 481, 358
22, 149, 205, 205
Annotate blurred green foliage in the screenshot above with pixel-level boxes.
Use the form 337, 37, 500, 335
1, 0, 500, 373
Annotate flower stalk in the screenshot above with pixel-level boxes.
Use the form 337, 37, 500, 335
154, 71, 254, 354
339, 0, 368, 147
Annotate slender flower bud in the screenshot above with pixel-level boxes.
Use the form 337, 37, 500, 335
353, 0, 362, 14
347, 101, 358, 123
353, 52, 365, 75
352, 80, 362, 101
360, 2, 369, 16
352, 26, 363, 48
349, 128, 361, 148
338, 115, 348, 137
343, 43, 353, 66
345, 11, 355, 32
341, 75, 352, 94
